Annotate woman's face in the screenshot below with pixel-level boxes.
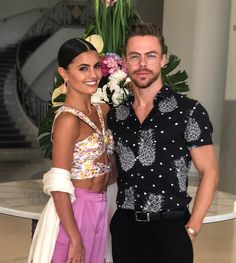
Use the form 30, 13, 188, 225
60, 50, 102, 96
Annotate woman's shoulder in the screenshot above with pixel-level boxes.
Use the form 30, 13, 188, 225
54, 111, 79, 132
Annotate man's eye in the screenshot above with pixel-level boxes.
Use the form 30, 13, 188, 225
130, 55, 140, 60
147, 53, 158, 59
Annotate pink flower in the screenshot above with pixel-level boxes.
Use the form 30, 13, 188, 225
100, 53, 125, 77
105, 0, 117, 7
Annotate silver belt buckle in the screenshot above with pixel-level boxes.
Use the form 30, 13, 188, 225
135, 211, 150, 222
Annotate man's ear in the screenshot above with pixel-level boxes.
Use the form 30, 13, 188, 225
161, 54, 167, 68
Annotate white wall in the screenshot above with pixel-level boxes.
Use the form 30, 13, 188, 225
163, 0, 195, 84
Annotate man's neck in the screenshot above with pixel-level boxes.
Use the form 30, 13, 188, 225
133, 83, 163, 108
132, 83, 163, 124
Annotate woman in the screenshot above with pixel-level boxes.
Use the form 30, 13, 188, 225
28, 38, 115, 263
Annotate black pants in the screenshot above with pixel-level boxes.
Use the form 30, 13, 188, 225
110, 209, 193, 263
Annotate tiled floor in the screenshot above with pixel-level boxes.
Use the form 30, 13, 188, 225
0, 214, 236, 262
0, 214, 31, 263
194, 220, 236, 263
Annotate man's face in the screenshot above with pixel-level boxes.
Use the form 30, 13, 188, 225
125, 36, 166, 89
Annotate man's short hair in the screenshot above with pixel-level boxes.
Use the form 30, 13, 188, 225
124, 23, 165, 55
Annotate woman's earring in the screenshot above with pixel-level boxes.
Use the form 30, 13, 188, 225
60, 80, 68, 94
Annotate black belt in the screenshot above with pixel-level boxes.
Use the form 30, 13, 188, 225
117, 208, 187, 222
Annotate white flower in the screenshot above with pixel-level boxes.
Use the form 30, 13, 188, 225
108, 69, 127, 82
92, 66, 130, 106
91, 87, 109, 103
124, 77, 131, 85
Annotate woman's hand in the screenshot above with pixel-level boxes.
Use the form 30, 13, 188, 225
66, 238, 85, 263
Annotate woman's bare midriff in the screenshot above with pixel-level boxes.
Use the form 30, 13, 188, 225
72, 173, 110, 192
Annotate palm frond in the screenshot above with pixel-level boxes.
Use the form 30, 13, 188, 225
162, 54, 189, 92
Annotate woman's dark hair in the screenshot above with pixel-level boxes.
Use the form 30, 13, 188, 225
58, 38, 97, 69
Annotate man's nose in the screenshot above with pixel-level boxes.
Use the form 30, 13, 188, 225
139, 55, 147, 66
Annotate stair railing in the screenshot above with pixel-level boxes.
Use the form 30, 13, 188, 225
0, 7, 47, 23
23, 0, 93, 40
16, 0, 93, 127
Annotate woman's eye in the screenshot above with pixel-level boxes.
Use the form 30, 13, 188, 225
79, 66, 88, 71
95, 63, 101, 69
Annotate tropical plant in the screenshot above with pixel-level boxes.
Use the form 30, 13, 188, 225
83, 0, 141, 55
38, 0, 189, 159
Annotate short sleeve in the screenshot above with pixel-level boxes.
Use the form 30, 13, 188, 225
184, 102, 213, 149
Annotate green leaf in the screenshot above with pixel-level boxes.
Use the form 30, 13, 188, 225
95, 0, 101, 35
54, 94, 66, 102
83, 23, 97, 39
162, 54, 181, 75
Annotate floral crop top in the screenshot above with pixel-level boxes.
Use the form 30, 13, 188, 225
53, 104, 114, 180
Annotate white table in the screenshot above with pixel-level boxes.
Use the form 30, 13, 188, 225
0, 180, 236, 223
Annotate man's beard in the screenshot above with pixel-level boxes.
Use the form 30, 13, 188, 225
131, 68, 160, 89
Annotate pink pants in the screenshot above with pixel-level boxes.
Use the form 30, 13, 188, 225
51, 188, 108, 263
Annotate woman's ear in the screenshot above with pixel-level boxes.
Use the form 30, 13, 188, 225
57, 67, 68, 82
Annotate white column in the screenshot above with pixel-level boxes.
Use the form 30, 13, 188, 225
190, 0, 231, 149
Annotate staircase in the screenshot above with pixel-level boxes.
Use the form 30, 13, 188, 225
0, 46, 32, 148
0, 43, 50, 179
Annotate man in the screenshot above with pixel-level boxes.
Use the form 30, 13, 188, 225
107, 23, 218, 263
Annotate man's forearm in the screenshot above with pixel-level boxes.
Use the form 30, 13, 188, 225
186, 169, 218, 234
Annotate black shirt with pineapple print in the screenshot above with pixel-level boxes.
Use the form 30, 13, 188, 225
107, 85, 213, 212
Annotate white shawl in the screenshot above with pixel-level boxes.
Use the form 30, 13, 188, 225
28, 168, 75, 263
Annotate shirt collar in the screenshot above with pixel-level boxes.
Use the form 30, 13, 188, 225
125, 85, 175, 106
153, 85, 175, 105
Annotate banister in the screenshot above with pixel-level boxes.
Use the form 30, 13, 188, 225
0, 7, 47, 22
